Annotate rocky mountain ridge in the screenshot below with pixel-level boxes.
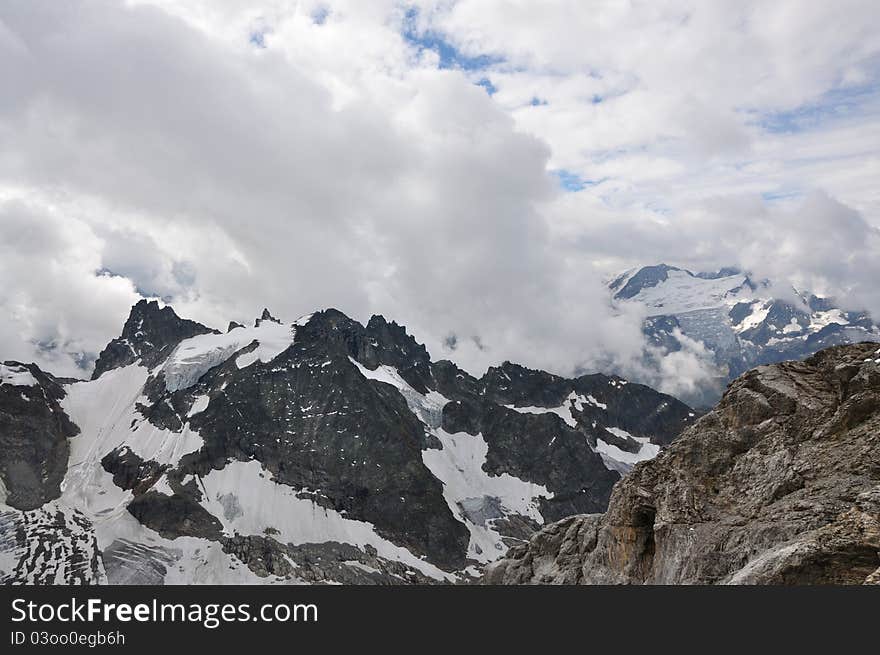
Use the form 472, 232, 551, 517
1, 300, 693, 584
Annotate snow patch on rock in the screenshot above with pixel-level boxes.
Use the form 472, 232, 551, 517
198, 460, 451, 580
349, 358, 449, 429
422, 429, 553, 562
595, 426, 660, 471
0, 364, 38, 387
163, 321, 295, 392
504, 391, 591, 428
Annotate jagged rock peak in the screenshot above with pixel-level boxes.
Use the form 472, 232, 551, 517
483, 342, 880, 585
227, 321, 244, 332
254, 308, 281, 327
304, 307, 356, 327
366, 314, 431, 362
485, 361, 566, 384
121, 299, 202, 338
291, 308, 434, 393
480, 361, 573, 404
91, 299, 217, 379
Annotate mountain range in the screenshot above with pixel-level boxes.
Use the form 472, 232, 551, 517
610, 264, 880, 407
0, 300, 694, 584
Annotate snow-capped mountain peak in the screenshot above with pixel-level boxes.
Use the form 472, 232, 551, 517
609, 263, 880, 406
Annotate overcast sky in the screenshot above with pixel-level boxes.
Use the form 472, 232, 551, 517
1, 1, 879, 395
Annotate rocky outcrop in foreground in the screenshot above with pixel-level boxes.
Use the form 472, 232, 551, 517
484, 343, 880, 584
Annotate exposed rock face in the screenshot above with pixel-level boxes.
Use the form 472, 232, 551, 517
221, 536, 439, 584
484, 343, 880, 585
101, 446, 166, 494
126, 491, 224, 541
445, 402, 619, 522
0, 362, 79, 510
477, 361, 688, 446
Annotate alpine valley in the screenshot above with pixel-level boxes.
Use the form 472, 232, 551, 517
0, 301, 695, 584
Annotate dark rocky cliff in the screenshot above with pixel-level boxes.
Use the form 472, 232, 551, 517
0, 362, 79, 510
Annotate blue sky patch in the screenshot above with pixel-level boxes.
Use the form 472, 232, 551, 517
249, 29, 268, 48
552, 170, 588, 192
402, 7, 503, 71
312, 6, 330, 25
755, 82, 880, 134
476, 78, 497, 95
762, 188, 804, 203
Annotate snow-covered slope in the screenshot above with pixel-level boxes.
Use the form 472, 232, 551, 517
1, 302, 695, 585
613, 266, 753, 316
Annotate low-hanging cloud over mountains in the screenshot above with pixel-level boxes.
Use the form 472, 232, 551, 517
1, 0, 878, 398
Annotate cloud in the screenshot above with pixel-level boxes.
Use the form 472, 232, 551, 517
426, 1, 880, 218
645, 329, 722, 400
0, 1, 878, 397
0, 198, 139, 375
